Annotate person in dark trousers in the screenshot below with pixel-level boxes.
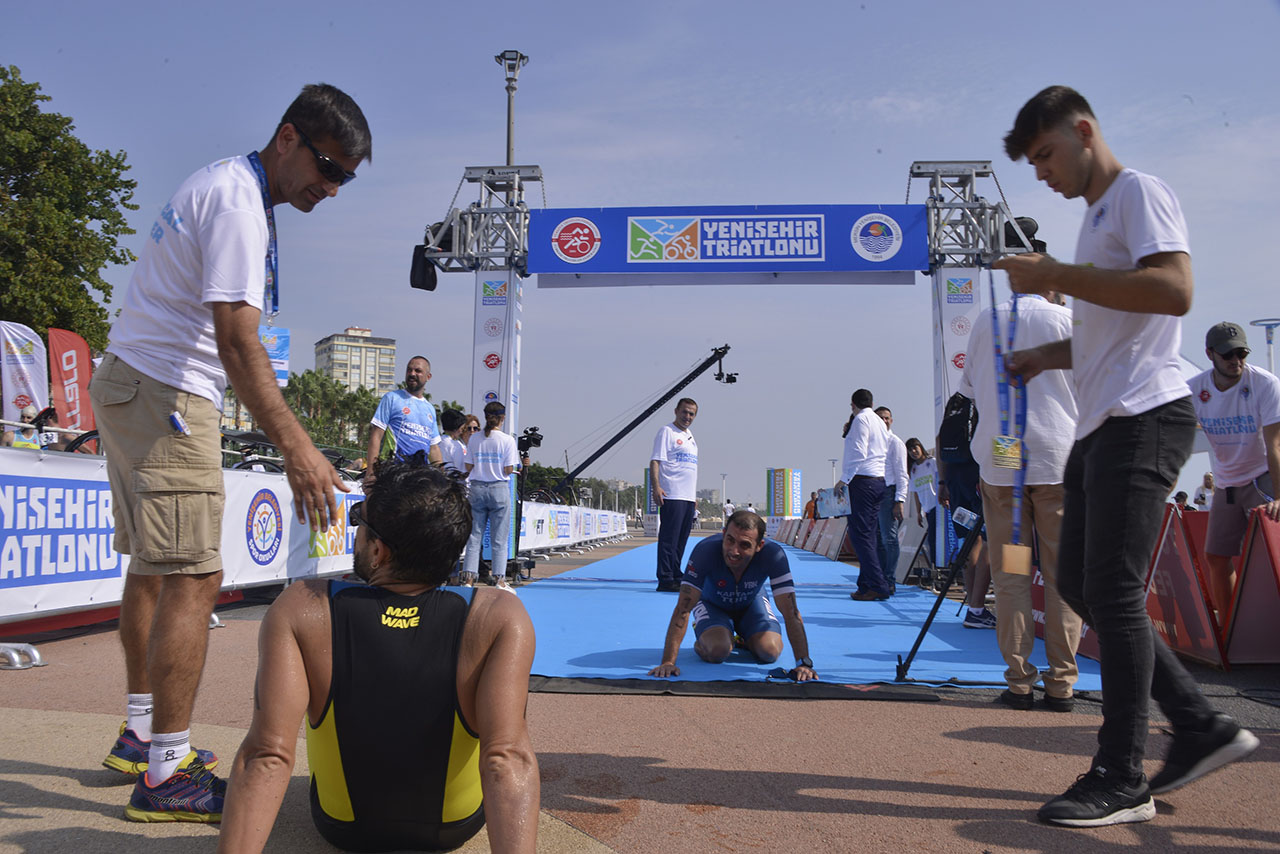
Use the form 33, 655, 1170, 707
650, 398, 700, 591
836, 388, 893, 600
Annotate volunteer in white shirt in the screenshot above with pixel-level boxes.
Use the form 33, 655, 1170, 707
650, 398, 699, 592
836, 388, 892, 600
1188, 321, 1280, 617
462, 402, 520, 586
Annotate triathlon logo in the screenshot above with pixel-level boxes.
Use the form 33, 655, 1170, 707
1199, 389, 1211, 402
950, 316, 972, 336
245, 489, 283, 566
483, 353, 502, 371
551, 217, 601, 263
946, 277, 974, 304
483, 317, 504, 337
482, 280, 507, 306
630, 217, 699, 261
850, 213, 903, 262
952, 352, 966, 370
1092, 203, 1109, 230
12, 393, 33, 409
401, 405, 411, 415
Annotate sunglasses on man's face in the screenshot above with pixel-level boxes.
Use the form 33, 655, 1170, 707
348, 500, 388, 546
297, 128, 357, 186
1220, 348, 1250, 362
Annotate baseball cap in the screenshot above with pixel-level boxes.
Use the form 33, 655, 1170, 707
1206, 322, 1248, 355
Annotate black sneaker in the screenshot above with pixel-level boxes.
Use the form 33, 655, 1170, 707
1038, 767, 1155, 827
1148, 713, 1260, 794
1042, 694, 1075, 713
998, 689, 1034, 711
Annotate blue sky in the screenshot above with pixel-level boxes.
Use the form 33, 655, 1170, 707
6, 1, 1278, 504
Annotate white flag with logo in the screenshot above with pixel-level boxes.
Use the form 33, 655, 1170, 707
1, 321, 49, 423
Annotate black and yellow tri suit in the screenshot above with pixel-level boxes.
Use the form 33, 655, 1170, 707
307, 580, 483, 852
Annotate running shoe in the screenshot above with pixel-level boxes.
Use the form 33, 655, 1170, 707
125, 752, 226, 823
1148, 713, 1260, 794
1038, 767, 1155, 827
103, 723, 218, 776
962, 608, 998, 629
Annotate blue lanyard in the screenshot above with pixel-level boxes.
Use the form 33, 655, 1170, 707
988, 268, 1029, 544
246, 151, 279, 319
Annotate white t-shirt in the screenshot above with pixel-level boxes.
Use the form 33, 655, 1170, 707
651, 423, 698, 501
841, 408, 887, 481
885, 430, 908, 502
1071, 168, 1191, 439
466, 428, 519, 482
909, 457, 939, 515
1188, 364, 1280, 487
958, 296, 1078, 486
439, 434, 467, 474
109, 156, 268, 407
1192, 484, 1213, 510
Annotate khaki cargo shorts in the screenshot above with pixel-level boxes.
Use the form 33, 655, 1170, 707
89, 354, 224, 575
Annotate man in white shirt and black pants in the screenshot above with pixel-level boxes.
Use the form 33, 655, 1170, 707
836, 388, 893, 601
1188, 321, 1280, 619
997, 85, 1257, 828
874, 406, 908, 593
651, 398, 699, 592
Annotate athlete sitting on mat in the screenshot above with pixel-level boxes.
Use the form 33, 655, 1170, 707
648, 510, 817, 681
218, 461, 539, 854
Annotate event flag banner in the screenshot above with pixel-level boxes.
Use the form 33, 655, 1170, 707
931, 267, 985, 428
472, 269, 521, 432
529, 205, 928, 287
765, 467, 802, 517
1, 321, 48, 423
258, 325, 290, 388
47, 328, 94, 433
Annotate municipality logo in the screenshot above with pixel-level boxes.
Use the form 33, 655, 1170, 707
245, 489, 283, 566
482, 280, 507, 306
850, 214, 903, 262
946, 277, 975, 304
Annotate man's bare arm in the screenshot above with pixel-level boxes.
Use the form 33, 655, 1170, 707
993, 251, 1192, 316
365, 425, 385, 481
471, 594, 540, 854
774, 592, 816, 682
217, 586, 314, 853
1005, 338, 1073, 383
213, 301, 348, 529
649, 586, 700, 677
649, 459, 665, 504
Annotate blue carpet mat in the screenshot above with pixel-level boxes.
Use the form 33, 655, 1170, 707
521, 537, 1103, 690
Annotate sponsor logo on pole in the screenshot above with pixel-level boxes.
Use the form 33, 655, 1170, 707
482, 280, 508, 306
952, 352, 966, 370
628, 215, 824, 262
246, 489, 283, 566
850, 214, 903, 262
483, 390, 499, 402
483, 317, 504, 337
483, 353, 502, 371
946, 277, 974, 304
551, 217, 602, 263
950, 315, 971, 336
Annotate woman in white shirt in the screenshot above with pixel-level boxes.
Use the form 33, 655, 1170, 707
906, 437, 939, 570
462, 402, 519, 585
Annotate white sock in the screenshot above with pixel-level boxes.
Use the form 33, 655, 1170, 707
146, 730, 191, 785
126, 694, 153, 742
969, 606, 985, 616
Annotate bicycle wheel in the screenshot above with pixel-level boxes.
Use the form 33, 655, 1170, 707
63, 430, 103, 455
232, 458, 286, 473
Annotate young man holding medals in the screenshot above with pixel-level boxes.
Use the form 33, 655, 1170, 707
90, 84, 371, 822
995, 85, 1257, 827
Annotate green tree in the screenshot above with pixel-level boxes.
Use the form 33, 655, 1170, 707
0, 66, 137, 350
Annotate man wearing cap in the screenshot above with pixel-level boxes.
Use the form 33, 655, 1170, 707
1188, 322, 1280, 620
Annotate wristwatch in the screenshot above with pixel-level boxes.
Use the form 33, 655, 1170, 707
796, 657, 813, 669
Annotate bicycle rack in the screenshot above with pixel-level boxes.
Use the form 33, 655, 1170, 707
0, 643, 46, 670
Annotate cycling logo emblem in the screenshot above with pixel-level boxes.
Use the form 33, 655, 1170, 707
246, 489, 283, 566
551, 217, 601, 263
951, 352, 966, 370
629, 217, 699, 262
483, 353, 502, 371
850, 213, 903, 262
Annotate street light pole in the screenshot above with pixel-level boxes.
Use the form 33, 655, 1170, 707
1250, 318, 1280, 374
720, 473, 727, 507
494, 50, 529, 167
828, 458, 838, 486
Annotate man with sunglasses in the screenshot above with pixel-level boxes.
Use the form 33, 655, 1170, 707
90, 83, 370, 822
1188, 322, 1280, 620
219, 461, 539, 853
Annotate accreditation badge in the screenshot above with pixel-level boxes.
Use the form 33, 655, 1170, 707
992, 435, 1022, 469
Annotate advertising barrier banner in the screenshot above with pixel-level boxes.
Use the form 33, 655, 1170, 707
47, 328, 94, 433
1, 321, 48, 423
